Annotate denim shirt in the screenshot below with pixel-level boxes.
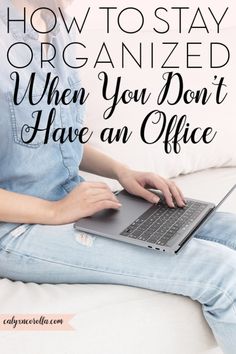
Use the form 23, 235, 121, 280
0, 1, 85, 237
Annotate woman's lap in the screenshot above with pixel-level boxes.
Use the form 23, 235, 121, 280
0, 212, 236, 290
1, 211, 236, 354
194, 212, 236, 247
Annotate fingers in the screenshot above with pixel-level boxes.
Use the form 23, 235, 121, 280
79, 178, 185, 213
91, 200, 122, 215
80, 182, 120, 204
139, 174, 185, 208
165, 180, 186, 208
80, 182, 122, 207
143, 176, 174, 207
57, 181, 122, 223
79, 182, 118, 201
129, 182, 160, 204
158, 181, 176, 208
90, 190, 120, 204
175, 184, 186, 203
80, 181, 110, 190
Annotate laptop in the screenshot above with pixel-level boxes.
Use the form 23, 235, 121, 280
74, 184, 236, 254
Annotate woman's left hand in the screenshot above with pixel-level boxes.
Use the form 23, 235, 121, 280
117, 168, 186, 208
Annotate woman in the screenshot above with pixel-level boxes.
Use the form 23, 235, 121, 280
0, 1, 236, 353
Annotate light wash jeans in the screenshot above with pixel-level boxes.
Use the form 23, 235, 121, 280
0, 212, 236, 354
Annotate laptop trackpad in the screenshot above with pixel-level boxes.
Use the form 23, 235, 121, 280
75, 190, 152, 236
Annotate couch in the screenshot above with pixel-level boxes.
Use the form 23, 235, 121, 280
1, 1, 236, 352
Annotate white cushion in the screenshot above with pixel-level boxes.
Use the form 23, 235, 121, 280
0, 279, 221, 354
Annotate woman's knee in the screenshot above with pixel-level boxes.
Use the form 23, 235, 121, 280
198, 248, 236, 316
195, 212, 236, 250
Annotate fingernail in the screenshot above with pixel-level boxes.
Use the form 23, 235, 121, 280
153, 196, 160, 204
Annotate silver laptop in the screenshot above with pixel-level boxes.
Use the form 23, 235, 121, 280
74, 185, 236, 254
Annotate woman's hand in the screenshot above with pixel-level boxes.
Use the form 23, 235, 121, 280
116, 168, 186, 208
52, 182, 121, 224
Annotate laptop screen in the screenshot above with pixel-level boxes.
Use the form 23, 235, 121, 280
216, 185, 236, 214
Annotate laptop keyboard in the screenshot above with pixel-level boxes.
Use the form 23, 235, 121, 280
120, 200, 208, 246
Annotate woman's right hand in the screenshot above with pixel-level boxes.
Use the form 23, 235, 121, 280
52, 182, 122, 225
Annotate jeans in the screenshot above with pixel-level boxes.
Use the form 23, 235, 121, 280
0, 212, 236, 354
